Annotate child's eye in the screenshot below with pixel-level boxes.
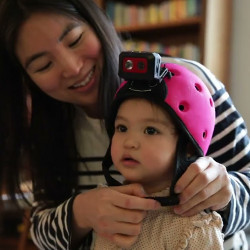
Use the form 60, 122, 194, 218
115, 124, 127, 133
69, 33, 83, 47
145, 127, 159, 135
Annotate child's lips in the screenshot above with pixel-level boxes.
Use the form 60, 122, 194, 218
121, 157, 139, 166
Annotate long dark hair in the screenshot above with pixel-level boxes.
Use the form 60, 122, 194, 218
0, 0, 123, 206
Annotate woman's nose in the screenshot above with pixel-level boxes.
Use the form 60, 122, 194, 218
60, 51, 83, 78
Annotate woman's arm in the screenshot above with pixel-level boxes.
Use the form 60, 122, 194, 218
30, 198, 78, 250
30, 184, 160, 250
71, 184, 160, 249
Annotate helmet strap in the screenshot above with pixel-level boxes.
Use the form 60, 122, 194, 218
102, 143, 122, 186
170, 135, 199, 195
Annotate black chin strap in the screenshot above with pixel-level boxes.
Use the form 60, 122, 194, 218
170, 135, 199, 195
102, 144, 122, 186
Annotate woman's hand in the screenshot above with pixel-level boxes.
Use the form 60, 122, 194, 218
173, 156, 233, 216
72, 183, 160, 248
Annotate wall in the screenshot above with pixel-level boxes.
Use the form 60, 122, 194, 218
204, 0, 232, 86
230, 0, 250, 130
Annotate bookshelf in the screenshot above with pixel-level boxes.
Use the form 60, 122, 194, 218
95, 0, 232, 88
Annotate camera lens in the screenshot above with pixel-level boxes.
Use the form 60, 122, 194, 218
137, 61, 145, 70
125, 60, 133, 70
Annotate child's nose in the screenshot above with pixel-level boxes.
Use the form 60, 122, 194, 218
124, 136, 140, 149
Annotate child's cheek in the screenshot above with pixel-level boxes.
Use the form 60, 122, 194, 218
110, 138, 120, 164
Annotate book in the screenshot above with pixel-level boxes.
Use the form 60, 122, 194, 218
123, 39, 200, 61
147, 4, 159, 24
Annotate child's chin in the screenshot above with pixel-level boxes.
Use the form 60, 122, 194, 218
123, 178, 142, 185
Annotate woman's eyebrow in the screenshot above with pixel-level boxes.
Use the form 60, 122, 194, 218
24, 22, 82, 69
25, 51, 47, 69
58, 22, 81, 42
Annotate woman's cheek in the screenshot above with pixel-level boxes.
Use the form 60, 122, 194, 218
31, 74, 59, 93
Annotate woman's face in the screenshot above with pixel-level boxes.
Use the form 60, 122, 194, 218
16, 12, 103, 116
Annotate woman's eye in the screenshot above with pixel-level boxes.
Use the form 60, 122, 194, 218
145, 127, 159, 135
115, 124, 127, 133
69, 33, 83, 47
35, 62, 52, 73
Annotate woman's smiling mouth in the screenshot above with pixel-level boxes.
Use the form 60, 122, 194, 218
69, 67, 94, 89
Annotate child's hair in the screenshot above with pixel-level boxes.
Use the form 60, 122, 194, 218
0, 0, 123, 205
103, 63, 215, 200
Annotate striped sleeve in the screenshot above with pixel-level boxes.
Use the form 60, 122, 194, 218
30, 197, 75, 250
162, 57, 250, 236
226, 172, 250, 235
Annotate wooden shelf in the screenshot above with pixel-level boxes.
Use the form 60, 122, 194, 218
95, 0, 232, 87
115, 16, 201, 33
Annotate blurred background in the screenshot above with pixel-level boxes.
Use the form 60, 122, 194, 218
0, 0, 249, 249
230, 0, 250, 130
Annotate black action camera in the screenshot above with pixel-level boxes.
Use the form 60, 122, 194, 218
118, 51, 162, 81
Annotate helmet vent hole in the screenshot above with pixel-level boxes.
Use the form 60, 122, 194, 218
179, 104, 185, 111
195, 83, 202, 92
209, 98, 213, 107
203, 131, 207, 138
178, 102, 189, 112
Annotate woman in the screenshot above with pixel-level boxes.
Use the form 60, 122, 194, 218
0, 0, 249, 249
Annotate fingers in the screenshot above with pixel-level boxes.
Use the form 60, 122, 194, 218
97, 206, 146, 232
174, 180, 222, 215
73, 184, 159, 248
173, 157, 232, 216
112, 183, 147, 197
111, 183, 161, 210
93, 185, 151, 248
174, 157, 213, 194
210, 184, 233, 211
102, 233, 139, 249
112, 192, 160, 210
95, 209, 146, 237
174, 185, 232, 216
178, 162, 220, 204
92, 185, 159, 235
112, 234, 139, 249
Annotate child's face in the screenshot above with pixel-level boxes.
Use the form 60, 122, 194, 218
16, 12, 103, 116
111, 99, 179, 194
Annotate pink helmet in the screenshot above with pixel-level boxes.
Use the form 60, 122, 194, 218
161, 63, 215, 156
103, 61, 215, 205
